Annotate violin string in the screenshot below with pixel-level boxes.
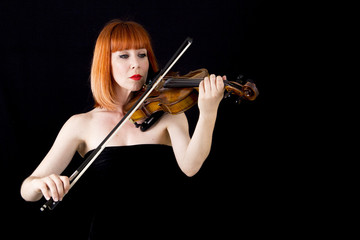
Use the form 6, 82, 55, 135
164, 78, 231, 88
164, 78, 202, 88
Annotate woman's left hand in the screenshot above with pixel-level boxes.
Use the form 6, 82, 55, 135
198, 74, 225, 117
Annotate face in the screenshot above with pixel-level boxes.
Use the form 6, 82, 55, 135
111, 48, 149, 92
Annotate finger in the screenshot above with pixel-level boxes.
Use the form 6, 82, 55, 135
38, 181, 51, 201
222, 75, 227, 81
50, 174, 65, 201
44, 176, 59, 201
216, 75, 225, 91
205, 75, 214, 93
200, 77, 208, 95
60, 176, 70, 195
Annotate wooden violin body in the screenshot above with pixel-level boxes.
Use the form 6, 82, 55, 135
124, 68, 259, 131
125, 69, 207, 122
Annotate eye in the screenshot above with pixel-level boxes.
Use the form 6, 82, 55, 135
138, 53, 147, 58
119, 54, 129, 59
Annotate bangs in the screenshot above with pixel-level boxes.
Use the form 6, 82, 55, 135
110, 22, 151, 52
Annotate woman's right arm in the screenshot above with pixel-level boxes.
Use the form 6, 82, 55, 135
20, 114, 86, 202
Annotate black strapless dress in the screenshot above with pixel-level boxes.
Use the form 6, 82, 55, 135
66, 144, 189, 239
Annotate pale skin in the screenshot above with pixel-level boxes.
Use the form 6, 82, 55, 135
20, 48, 225, 202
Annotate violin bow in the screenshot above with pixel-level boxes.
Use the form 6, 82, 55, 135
40, 37, 193, 211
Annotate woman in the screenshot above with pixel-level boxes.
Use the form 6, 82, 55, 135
21, 19, 225, 238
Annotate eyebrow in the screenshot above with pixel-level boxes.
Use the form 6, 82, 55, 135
115, 48, 147, 53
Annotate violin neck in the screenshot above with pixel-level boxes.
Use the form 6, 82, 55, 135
164, 78, 230, 88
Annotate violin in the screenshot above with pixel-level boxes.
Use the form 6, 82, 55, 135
125, 68, 259, 131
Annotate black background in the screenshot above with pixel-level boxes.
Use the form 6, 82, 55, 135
0, 0, 313, 238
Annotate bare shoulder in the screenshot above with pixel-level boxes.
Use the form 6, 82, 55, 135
66, 110, 92, 127
61, 109, 100, 135
61, 109, 99, 155
70, 108, 108, 123
65, 107, 117, 137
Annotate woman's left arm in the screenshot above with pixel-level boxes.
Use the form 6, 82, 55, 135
167, 74, 225, 176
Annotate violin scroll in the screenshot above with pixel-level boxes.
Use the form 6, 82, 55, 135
223, 75, 259, 104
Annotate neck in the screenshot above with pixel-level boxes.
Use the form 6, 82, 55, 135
163, 78, 230, 88
113, 85, 134, 114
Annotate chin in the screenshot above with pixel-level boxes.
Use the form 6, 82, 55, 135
131, 82, 145, 92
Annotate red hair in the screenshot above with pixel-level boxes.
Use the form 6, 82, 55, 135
90, 20, 158, 110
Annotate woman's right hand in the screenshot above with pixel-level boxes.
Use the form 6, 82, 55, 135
31, 174, 70, 202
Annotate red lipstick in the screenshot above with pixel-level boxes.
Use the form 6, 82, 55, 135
130, 74, 142, 81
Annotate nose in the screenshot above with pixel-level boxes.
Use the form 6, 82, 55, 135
130, 56, 140, 69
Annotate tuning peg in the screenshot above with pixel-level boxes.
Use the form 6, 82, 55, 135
224, 91, 232, 99
235, 97, 243, 104
246, 78, 254, 84
236, 74, 245, 84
